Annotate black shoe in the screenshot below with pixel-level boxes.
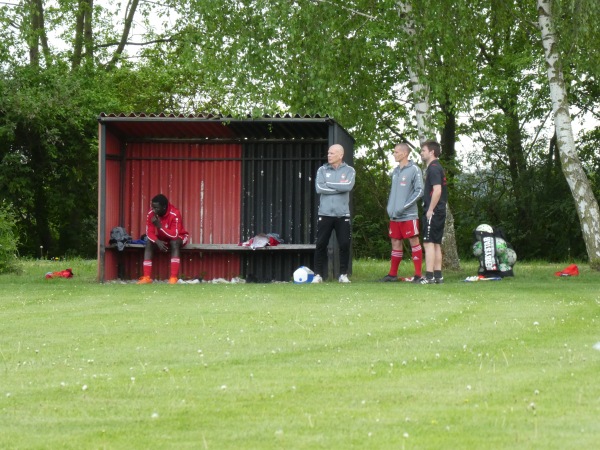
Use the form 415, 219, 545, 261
434, 277, 444, 284
378, 274, 398, 282
410, 276, 423, 284
419, 277, 435, 285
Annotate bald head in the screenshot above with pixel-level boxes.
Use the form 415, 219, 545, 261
327, 144, 344, 167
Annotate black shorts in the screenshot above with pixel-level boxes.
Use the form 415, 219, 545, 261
422, 212, 446, 244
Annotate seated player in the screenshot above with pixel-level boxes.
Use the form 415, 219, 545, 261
137, 194, 189, 284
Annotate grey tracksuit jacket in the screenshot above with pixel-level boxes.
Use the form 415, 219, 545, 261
315, 162, 356, 217
386, 161, 424, 221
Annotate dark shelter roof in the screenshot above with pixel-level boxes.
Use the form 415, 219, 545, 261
98, 113, 349, 142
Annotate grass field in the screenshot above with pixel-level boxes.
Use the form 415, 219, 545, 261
1, 258, 599, 449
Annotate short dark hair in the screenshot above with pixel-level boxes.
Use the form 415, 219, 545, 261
421, 140, 441, 157
152, 194, 168, 208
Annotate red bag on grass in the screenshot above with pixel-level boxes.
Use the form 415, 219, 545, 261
554, 264, 579, 277
45, 268, 74, 279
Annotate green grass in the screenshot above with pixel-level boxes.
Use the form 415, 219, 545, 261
1, 258, 599, 449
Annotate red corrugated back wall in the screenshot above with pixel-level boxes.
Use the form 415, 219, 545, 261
119, 142, 242, 280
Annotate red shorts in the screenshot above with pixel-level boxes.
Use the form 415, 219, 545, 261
388, 219, 420, 240
157, 235, 190, 247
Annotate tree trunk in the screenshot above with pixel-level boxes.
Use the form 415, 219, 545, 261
538, 0, 600, 269
28, 1, 40, 66
72, 0, 94, 69
106, 0, 140, 70
28, 0, 51, 66
440, 99, 457, 171
397, 0, 461, 270
439, 103, 460, 270
73, 2, 85, 68
503, 102, 533, 234
84, 0, 94, 60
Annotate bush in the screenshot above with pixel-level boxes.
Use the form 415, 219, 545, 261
0, 205, 20, 273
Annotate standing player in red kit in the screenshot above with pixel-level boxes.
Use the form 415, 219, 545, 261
378, 143, 424, 282
137, 194, 189, 284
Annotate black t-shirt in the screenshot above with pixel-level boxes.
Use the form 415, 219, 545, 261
423, 160, 448, 213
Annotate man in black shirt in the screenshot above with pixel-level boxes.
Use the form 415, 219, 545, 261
420, 140, 448, 284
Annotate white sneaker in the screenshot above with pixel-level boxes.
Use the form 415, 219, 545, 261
338, 274, 351, 283
311, 274, 323, 284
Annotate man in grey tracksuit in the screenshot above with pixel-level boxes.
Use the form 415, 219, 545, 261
379, 143, 424, 282
312, 144, 356, 283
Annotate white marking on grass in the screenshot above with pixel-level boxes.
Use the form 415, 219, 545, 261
593, 342, 600, 351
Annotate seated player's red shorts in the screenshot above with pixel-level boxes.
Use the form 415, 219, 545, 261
160, 235, 190, 247
388, 219, 420, 240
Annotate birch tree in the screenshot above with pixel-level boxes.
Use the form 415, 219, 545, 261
396, 0, 462, 269
537, 0, 600, 268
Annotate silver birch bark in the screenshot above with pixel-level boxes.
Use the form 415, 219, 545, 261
397, 0, 460, 270
537, 0, 600, 268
